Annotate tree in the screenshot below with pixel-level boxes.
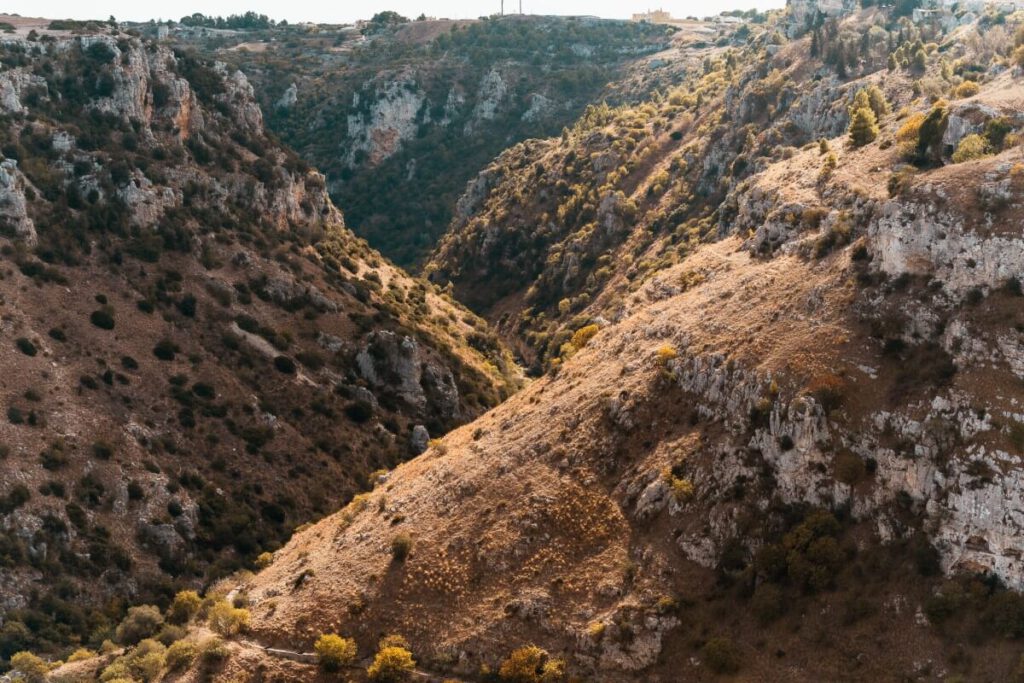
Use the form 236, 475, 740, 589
912, 47, 927, 72
916, 100, 949, 165
865, 85, 890, 118
848, 106, 879, 146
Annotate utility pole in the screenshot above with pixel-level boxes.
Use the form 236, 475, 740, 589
519, 0, 523, 14
500, 0, 504, 15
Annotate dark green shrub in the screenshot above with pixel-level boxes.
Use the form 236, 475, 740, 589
153, 339, 180, 361
89, 309, 115, 329
15, 338, 37, 356
115, 605, 164, 645
391, 533, 412, 562
703, 637, 740, 674
273, 355, 296, 374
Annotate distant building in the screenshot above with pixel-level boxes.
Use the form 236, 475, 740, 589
155, 25, 169, 39
631, 9, 674, 23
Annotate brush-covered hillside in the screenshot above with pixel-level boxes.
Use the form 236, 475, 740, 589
183, 14, 677, 265
0, 16, 518, 662
15, 3, 1024, 683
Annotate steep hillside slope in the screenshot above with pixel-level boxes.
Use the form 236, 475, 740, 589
427, 9, 1018, 371
100, 6, 1024, 683
15, 5, 1024, 682
199, 15, 675, 265
0, 21, 517, 658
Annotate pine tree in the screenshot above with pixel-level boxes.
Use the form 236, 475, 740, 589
912, 47, 927, 72
865, 85, 890, 119
848, 106, 879, 147
811, 30, 820, 58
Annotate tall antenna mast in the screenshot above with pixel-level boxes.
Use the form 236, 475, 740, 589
519, 0, 523, 14
500, 0, 504, 15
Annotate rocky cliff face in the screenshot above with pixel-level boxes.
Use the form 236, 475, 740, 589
0, 25, 517, 658
207, 15, 674, 265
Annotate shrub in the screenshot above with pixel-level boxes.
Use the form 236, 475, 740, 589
951, 134, 988, 163
663, 470, 694, 502
123, 639, 166, 681
896, 112, 925, 147
165, 639, 199, 670
115, 605, 164, 645
807, 373, 845, 414
345, 400, 374, 422
206, 600, 250, 636
90, 309, 115, 330
954, 80, 979, 98
833, 449, 867, 485
67, 647, 96, 662
156, 624, 186, 646
167, 590, 201, 624
199, 636, 229, 666
15, 338, 37, 356
273, 355, 296, 374
656, 345, 678, 365
570, 324, 599, 349
315, 633, 357, 671
367, 645, 416, 682
702, 637, 740, 674
10, 651, 50, 682
391, 533, 413, 562
153, 339, 179, 361
497, 645, 566, 682
255, 551, 274, 569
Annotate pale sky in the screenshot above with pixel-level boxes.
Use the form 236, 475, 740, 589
4, 0, 784, 25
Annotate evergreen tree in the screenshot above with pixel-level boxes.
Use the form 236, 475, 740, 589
848, 106, 879, 147
912, 47, 927, 72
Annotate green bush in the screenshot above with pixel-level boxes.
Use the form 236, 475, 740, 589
10, 651, 51, 682
167, 590, 201, 624
951, 134, 988, 163
206, 600, 250, 636
367, 644, 416, 682
90, 308, 115, 330
153, 339, 180, 361
273, 355, 297, 374
165, 639, 199, 670
115, 605, 164, 645
15, 338, 37, 356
